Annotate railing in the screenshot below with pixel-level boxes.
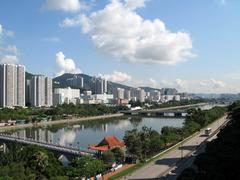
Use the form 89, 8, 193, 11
0, 133, 95, 155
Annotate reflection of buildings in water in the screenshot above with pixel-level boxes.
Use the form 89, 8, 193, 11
101, 124, 108, 132
72, 124, 85, 131
12, 129, 26, 139
129, 117, 143, 128
14, 128, 53, 143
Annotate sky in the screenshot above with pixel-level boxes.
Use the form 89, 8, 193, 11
0, 0, 240, 93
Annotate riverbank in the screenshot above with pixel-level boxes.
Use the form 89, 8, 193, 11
109, 111, 227, 180
0, 113, 124, 131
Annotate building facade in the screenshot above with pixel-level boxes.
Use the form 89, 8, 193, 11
53, 87, 80, 105
0, 64, 25, 107
91, 77, 108, 94
30, 75, 52, 107
66, 75, 84, 88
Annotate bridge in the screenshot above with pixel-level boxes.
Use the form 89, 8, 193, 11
0, 133, 95, 157
121, 103, 208, 117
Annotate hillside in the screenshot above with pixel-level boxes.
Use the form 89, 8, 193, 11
25, 72, 162, 93
53, 73, 134, 93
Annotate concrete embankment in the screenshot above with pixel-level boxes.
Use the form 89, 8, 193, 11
0, 113, 124, 131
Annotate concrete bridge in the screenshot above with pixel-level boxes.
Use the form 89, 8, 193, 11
122, 103, 208, 117
139, 110, 188, 117
0, 133, 95, 157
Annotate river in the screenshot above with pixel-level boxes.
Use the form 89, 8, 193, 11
6, 103, 221, 150
7, 117, 184, 150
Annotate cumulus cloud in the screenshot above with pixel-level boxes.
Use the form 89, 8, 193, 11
0, 45, 18, 55
125, 0, 147, 9
149, 78, 159, 88
0, 55, 18, 64
60, 14, 83, 27
61, 0, 195, 65
210, 78, 226, 88
175, 78, 188, 90
0, 23, 14, 37
43, 0, 82, 12
0, 24, 18, 64
102, 71, 132, 82
56, 51, 81, 76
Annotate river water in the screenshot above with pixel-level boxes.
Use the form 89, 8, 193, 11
7, 103, 221, 150
8, 117, 184, 150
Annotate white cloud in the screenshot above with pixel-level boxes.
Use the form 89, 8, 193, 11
0, 45, 18, 55
43, 0, 82, 12
199, 81, 208, 87
149, 78, 158, 88
102, 70, 132, 82
56, 51, 81, 76
60, 14, 83, 27
0, 24, 3, 35
210, 78, 226, 88
61, 0, 195, 65
0, 23, 14, 37
0, 55, 18, 64
125, 0, 147, 10
175, 78, 188, 90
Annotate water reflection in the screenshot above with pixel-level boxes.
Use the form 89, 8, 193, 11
9, 117, 184, 149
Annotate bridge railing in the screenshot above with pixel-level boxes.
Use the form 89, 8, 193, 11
0, 133, 95, 155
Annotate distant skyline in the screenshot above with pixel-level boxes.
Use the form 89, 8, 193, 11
0, 0, 240, 93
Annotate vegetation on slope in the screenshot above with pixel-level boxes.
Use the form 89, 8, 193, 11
178, 101, 240, 180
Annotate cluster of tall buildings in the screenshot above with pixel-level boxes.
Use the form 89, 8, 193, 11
0, 64, 53, 108
0, 63, 185, 108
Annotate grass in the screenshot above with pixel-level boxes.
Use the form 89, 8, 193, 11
108, 163, 144, 180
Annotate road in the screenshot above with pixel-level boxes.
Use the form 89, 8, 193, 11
143, 103, 208, 112
121, 115, 228, 180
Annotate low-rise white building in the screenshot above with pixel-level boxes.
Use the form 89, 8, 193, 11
53, 87, 80, 105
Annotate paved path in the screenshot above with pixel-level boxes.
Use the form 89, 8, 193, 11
0, 113, 124, 131
121, 115, 228, 180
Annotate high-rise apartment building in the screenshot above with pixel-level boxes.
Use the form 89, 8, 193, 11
113, 88, 125, 99
91, 77, 108, 94
136, 88, 146, 103
30, 75, 52, 107
45, 77, 53, 106
0, 64, 25, 107
124, 90, 131, 100
66, 75, 84, 88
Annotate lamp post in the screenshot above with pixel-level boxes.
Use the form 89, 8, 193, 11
181, 140, 183, 160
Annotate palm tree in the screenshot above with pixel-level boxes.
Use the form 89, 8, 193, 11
30, 151, 49, 173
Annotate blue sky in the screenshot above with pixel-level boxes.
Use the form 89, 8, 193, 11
0, 0, 240, 93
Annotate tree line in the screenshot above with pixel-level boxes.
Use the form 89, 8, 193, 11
0, 104, 129, 122
0, 143, 125, 179
123, 106, 226, 160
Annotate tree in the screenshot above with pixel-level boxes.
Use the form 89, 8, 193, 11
69, 155, 106, 178
102, 150, 116, 166
29, 151, 49, 173
111, 148, 125, 164
123, 129, 142, 158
